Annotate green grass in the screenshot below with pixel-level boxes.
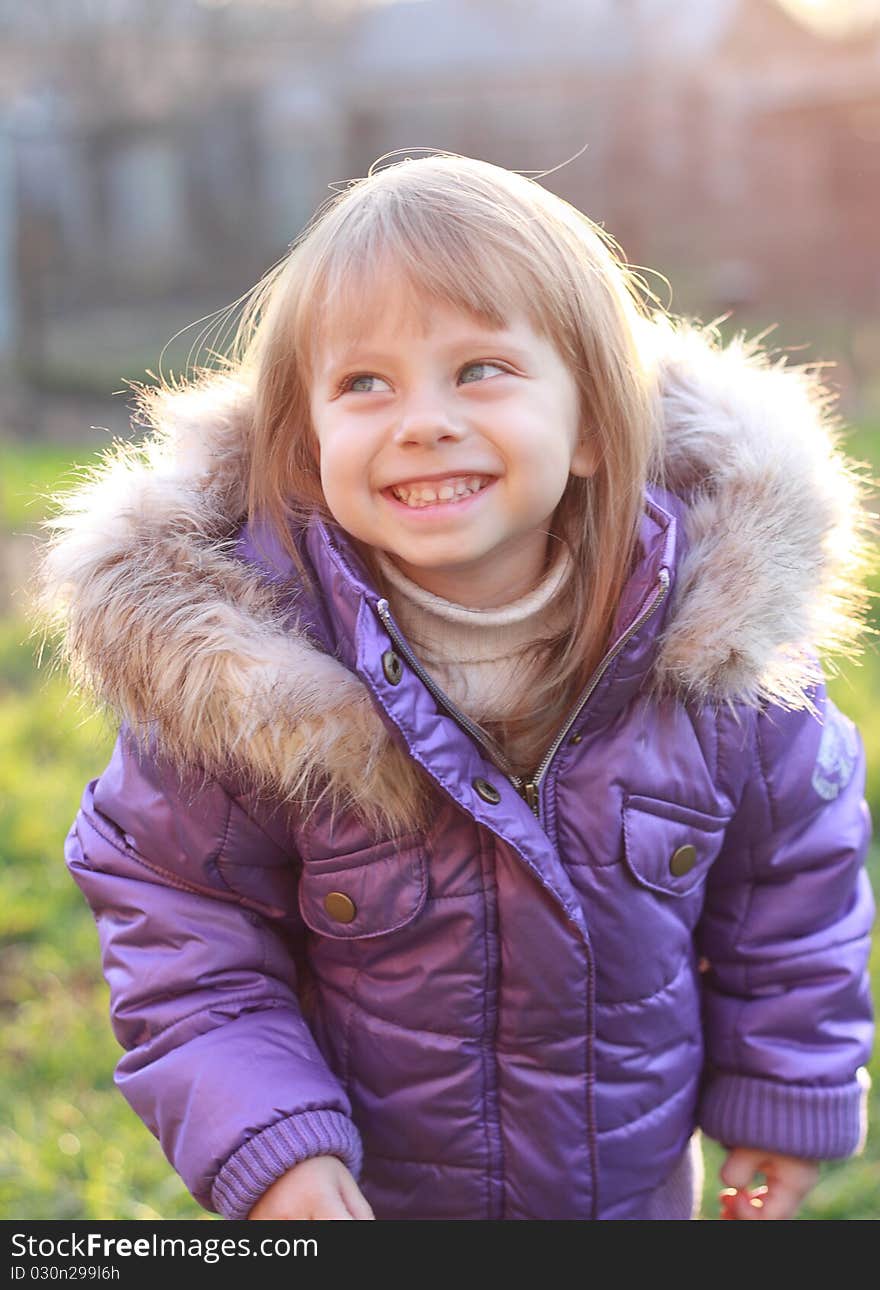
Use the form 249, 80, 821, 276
2, 437, 879, 1221
0, 651, 209, 1219
0, 438, 144, 532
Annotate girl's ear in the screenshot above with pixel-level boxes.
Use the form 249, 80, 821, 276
570, 432, 599, 479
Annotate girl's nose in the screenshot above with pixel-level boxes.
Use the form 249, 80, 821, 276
389, 417, 461, 454
393, 397, 465, 448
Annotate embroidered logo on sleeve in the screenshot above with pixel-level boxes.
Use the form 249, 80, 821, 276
811, 706, 859, 801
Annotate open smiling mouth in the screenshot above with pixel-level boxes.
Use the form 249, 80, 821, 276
385, 475, 496, 510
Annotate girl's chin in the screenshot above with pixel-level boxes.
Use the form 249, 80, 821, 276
383, 544, 488, 573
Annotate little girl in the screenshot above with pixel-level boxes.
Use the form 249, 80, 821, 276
34, 152, 875, 1221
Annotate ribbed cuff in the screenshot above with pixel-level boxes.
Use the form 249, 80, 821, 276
211, 1109, 364, 1220
699, 1068, 870, 1160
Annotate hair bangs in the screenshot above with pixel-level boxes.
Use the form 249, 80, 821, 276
291, 186, 562, 382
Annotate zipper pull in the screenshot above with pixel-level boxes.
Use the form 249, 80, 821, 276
521, 779, 540, 818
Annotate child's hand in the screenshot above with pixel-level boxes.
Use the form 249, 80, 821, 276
247, 1155, 375, 1220
719, 1147, 819, 1220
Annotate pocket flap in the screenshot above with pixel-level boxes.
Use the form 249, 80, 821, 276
298, 837, 427, 939
622, 794, 730, 897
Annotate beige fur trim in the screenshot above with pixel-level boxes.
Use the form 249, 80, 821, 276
29, 327, 878, 834
643, 322, 877, 715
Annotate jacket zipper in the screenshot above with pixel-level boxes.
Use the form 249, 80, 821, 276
518, 567, 671, 817
375, 598, 520, 780
375, 566, 669, 821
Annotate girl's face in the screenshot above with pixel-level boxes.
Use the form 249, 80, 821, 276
308, 277, 597, 607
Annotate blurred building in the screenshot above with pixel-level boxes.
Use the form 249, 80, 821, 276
0, 0, 878, 383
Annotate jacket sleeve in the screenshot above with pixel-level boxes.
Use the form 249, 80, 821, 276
696, 678, 874, 1160
65, 725, 363, 1219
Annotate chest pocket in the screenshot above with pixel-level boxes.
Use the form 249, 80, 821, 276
298, 834, 428, 939
622, 793, 730, 897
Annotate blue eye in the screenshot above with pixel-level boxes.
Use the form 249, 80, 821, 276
460, 362, 505, 384
340, 363, 506, 394
345, 374, 390, 394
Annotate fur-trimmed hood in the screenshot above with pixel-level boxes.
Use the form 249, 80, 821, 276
31, 321, 877, 834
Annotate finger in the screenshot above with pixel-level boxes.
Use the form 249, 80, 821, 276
720, 1148, 765, 1190
339, 1171, 375, 1220
769, 1157, 820, 1199
719, 1188, 738, 1220
733, 1185, 769, 1221
310, 1187, 356, 1220
748, 1184, 799, 1221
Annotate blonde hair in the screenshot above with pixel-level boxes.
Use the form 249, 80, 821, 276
144, 151, 668, 777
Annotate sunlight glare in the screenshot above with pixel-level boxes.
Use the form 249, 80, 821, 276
776, 0, 880, 37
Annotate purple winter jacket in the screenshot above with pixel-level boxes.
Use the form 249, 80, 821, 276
42, 323, 874, 1220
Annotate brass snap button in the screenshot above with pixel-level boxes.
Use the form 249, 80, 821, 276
323, 891, 357, 923
382, 650, 403, 685
669, 844, 697, 877
570, 732, 583, 745
473, 777, 501, 805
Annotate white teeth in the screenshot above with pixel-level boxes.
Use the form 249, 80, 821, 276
391, 475, 492, 507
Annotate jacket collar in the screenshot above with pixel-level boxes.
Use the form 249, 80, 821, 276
301, 482, 679, 729
33, 320, 874, 836
582, 483, 679, 726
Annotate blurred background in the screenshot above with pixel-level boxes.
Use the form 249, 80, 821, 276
1, 0, 878, 1219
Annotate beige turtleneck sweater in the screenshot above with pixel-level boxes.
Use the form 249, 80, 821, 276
375, 541, 574, 771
